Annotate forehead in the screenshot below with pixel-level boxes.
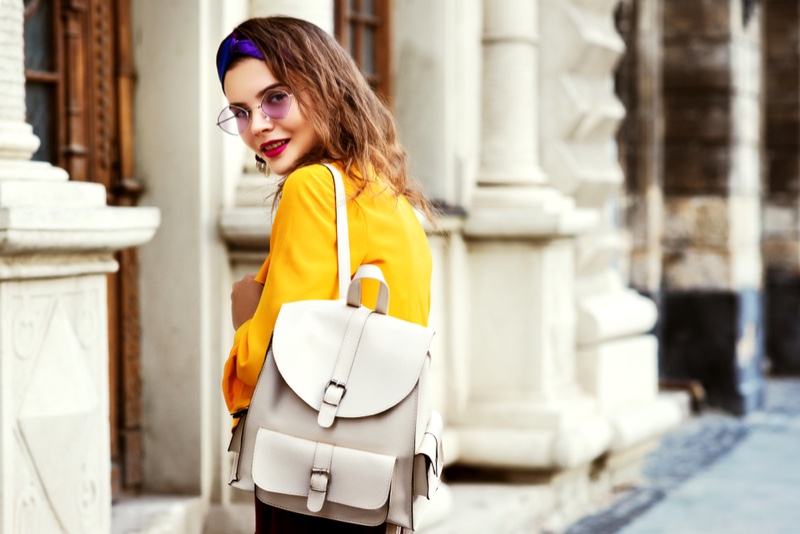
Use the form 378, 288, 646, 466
223, 58, 279, 102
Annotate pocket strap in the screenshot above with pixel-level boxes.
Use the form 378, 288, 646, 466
307, 442, 334, 512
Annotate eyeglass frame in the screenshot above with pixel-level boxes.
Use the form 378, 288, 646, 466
216, 89, 294, 136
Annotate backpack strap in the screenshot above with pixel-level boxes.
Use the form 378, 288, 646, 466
347, 264, 390, 315
317, 305, 373, 428
323, 163, 351, 299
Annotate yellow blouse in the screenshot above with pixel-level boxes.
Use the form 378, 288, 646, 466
222, 162, 433, 419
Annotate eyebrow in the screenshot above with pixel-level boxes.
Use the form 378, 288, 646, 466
228, 82, 284, 108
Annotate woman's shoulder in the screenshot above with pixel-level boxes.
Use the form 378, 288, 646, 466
281, 163, 338, 206
283, 163, 336, 190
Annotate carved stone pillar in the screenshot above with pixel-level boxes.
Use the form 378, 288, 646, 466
0, 2, 159, 532
540, 0, 680, 472
454, 1, 684, 527
459, 0, 603, 481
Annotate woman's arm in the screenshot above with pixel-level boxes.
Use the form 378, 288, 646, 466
222, 164, 352, 413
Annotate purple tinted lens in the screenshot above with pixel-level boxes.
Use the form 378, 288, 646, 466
235, 110, 249, 133
261, 91, 292, 120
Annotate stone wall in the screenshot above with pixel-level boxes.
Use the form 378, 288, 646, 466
659, 0, 763, 413
763, 0, 800, 375
616, 0, 664, 300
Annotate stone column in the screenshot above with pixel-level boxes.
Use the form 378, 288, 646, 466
540, 0, 681, 500
479, 0, 546, 185
0, 1, 159, 532
458, 0, 605, 488
763, 0, 800, 375
0, 2, 39, 164
660, 0, 763, 413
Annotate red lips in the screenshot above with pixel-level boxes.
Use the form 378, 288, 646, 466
261, 140, 289, 158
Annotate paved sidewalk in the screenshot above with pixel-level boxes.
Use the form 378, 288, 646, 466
565, 377, 800, 534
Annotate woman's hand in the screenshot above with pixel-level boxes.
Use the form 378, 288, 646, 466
231, 274, 264, 330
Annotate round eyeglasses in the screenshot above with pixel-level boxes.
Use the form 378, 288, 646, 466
216, 89, 294, 136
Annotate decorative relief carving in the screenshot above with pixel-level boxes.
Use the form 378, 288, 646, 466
80, 461, 100, 529
73, 288, 99, 348
16, 297, 101, 532
11, 293, 52, 361
15, 479, 42, 534
11, 295, 35, 359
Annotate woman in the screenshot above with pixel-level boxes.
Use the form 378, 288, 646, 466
215, 16, 434, 533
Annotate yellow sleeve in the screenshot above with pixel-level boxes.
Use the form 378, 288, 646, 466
222, 164, 345, 415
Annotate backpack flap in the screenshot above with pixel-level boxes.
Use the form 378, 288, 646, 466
272, 300, 434, 420
252, 428, 396, 521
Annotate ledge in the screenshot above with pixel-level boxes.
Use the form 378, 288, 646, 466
0, 206, 160, 254
219, 206, 272, 250
112, 496, 205, 534
464, 186, 597, 238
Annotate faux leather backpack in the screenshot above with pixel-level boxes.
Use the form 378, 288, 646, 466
227, 163, 443, 531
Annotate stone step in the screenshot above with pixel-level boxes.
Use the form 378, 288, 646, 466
111, 496, 204, 534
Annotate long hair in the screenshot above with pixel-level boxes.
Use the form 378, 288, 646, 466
228, 17, 433, 220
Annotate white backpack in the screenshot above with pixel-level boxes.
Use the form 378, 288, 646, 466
228, 164, 443, 531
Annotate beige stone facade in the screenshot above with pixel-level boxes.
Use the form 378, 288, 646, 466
0, 0, 714, 532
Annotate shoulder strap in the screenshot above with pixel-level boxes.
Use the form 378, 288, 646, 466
323, 163, 351, 299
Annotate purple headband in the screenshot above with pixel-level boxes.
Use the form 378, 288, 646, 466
216, 32, 264, 89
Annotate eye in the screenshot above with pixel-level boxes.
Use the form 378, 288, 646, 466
265, 91, 289, 105
230, 106, 249, 119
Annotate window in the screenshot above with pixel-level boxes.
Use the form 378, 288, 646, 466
335, 0, 393, 103
24, 0, 61, 164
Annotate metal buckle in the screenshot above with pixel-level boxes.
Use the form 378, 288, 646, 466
310, 468, 330, 492
325, 379, 347, 397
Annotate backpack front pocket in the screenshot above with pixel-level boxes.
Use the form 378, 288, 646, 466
252, 427, 397, 526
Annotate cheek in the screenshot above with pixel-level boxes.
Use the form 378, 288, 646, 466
240, 131, 259, 152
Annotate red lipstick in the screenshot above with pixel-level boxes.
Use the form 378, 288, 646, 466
261, 140, 289, 159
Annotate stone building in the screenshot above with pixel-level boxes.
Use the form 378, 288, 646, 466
3, 0, 790, 532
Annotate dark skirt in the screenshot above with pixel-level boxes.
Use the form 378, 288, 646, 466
254, 496, 392, 533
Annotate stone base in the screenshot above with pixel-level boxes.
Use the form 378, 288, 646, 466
457, 415, 613, 470
661, 289, 765, 415
438, 437, 660, 534
111, 496, 205, 534
418, 481, 555, 534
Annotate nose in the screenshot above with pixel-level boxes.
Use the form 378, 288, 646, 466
249, 108, 274, 135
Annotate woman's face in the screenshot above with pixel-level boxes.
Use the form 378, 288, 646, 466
223, 58, 320, 176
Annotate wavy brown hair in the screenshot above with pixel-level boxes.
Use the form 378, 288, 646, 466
226, 16, 433, 220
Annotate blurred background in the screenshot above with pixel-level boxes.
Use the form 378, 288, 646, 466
2, 0, 796, 532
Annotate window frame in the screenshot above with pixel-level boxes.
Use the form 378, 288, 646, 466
334, 0, 393, 105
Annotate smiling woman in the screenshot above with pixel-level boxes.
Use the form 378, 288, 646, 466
214, 16, 435, 534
